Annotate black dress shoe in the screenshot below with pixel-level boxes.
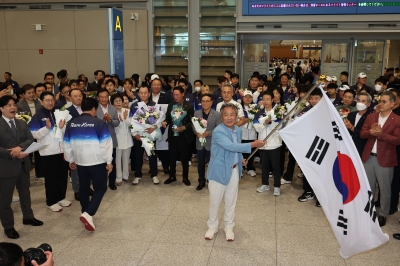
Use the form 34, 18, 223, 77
196, 183, 205, 191
393, 233, 400, 240
23, 217, 43, 226
378, 216, 386, 227
182, 178, 191, 186
164, 177, 177, 184
4, 228, 19, 239
74, 193, 80, 201
89, 188, 95, 196
108, 184, 117, 190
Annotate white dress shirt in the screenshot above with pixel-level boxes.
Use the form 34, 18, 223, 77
372, 112, 391, 153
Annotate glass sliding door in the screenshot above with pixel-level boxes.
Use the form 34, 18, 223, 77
321, 40, 351, 81
351, 40, 385, 87
242, 43, 269, 84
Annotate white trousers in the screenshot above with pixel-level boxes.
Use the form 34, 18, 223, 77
207, 167, 239, 231
116, 147, 131, 182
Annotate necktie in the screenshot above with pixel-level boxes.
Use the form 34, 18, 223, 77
9, 120, 17, 135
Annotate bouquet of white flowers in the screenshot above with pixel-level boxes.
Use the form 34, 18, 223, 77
191, 117, 208, 146
15, 112, 31, 124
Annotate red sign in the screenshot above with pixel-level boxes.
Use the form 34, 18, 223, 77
39, 49, 43, 54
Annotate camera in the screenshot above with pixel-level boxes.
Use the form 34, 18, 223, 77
23, 243, 52, 266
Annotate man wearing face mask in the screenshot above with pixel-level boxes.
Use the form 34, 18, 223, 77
192, 79, 203, 111
344, 92, 372, 157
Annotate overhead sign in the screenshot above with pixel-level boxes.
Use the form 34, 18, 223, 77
107, 8, 125, 79
291, 45, 298, 51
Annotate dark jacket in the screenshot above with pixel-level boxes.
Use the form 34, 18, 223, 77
165, 101, 195, 143
347, 111, 369, 157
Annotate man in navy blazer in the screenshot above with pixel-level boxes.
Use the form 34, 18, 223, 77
204, 103, 264, 242
344, 92, 371, 157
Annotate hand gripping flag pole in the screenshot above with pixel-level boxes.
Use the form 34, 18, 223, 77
245, 83, 319, 162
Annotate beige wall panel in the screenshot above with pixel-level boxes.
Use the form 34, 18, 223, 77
0, 50, 10, 73
8, 49, 77, 85
5, 11, 75, 50
122, 10, 148, 50
124, 49, 149, 79
74, 10, 108, 50
76, 49, 108, 82
0, 12, 7, 49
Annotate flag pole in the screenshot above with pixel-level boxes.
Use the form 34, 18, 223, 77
246, 83, 319, 162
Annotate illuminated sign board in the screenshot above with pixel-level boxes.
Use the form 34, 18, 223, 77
242, 1, 400, 15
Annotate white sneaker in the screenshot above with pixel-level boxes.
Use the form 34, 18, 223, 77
80, 212, 95, 231
205, 229, 218, 240
58, 199, 72, 207
280, 178, 291, 185
152, 176, 160, 185
247, 170, 256, 177
254, 157, 260, 163
224, 228, 234, 241
48, 203, 63, 212
297, 173, 304, 178
12, 196, 19, 202
274, 187, 281, 196
132, 177, 141, 185
188, 161, 191, 166
257, 185, 270, 193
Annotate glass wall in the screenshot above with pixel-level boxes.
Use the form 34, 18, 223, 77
352, 40, 385, 87
200, 0, 236, 91
243, 43, 269, 83
153, 0, 188, 75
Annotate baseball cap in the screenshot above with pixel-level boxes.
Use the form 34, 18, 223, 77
339, 85, 350, 91
243, 90, 253, 97
331, 76, 337, 82
358, 72, 367, 78
151, 74, 160, 81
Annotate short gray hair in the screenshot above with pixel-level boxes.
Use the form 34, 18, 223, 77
221, 83, 234, 92
220, 103, 238, 115
381, 91, 396, 102
358, 92, 372, 103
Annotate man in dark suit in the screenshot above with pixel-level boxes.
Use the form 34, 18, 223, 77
360, 91, 400, 227
87, 70, 105, 92
344, 92, 371, 157
44, 72, 59, 95
0, 96, 43, 239
149, 78, 173, 104
193, 93, 221, 190
162, 86, 195, 186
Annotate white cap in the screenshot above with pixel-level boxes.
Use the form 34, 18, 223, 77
243, 90, 253, 97
358, 72, 367, 78
331, 76, 337, 82
325, 76, 332, 82
339, 85, 350, 91
151, 74, 159, 81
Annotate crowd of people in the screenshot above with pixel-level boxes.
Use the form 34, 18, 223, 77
1, 63, 400, 243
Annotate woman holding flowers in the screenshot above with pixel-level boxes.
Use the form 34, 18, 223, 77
111, 94, 133, 185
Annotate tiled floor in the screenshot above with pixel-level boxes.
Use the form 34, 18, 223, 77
2, 159, 400, 266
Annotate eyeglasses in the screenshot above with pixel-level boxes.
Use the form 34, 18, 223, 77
378, 100, 388, 105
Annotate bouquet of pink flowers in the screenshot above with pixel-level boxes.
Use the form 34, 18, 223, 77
131, 102, 165, 141
191, 117, 208, 146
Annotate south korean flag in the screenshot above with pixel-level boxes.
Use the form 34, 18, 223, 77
279, 88, 389, 258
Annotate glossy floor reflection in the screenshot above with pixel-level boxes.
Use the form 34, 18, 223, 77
2, 158, 400, 266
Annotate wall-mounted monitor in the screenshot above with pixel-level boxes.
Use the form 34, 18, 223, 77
242, 0, 400, 16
